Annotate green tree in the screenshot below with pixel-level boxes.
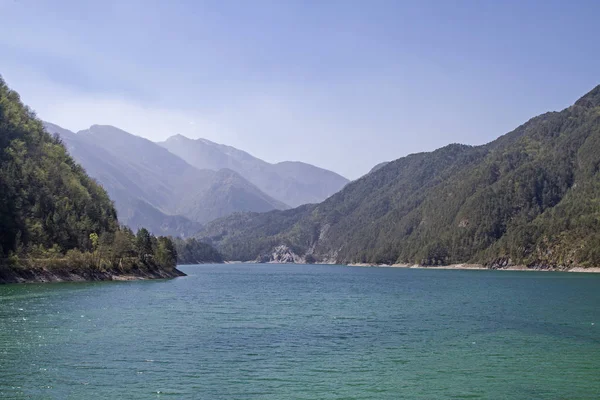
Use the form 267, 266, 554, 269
89, 233, 99, 251
154, 236, 177, 268
113, 227, 136, 261
135, 228, 153, 260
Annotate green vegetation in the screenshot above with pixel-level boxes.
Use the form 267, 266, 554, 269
0, 75, 179, 281
173, 237, 223, 264
199, 85, 600, 269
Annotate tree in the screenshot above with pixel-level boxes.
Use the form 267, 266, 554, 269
155, 236, 177, 268
89, 233, 99, 251
135, 228, 153, 260
113, 227, 136, 261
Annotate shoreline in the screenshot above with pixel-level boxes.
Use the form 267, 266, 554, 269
223, 260, 600, 273
346, 263, 600, 273
0, 265, 186, 284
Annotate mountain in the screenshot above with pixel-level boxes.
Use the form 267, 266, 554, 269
159, 134, 349, 207
0, 93, 117, 258
0, 75, 182, 283
44, 122, 202, 236
44, 124, 287, 236
197, 85, 600, 270
368, 161, 389, 174
121, 198, 202, 239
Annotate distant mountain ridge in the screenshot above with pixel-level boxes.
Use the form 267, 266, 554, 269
197, 84, 600, 270
44, 123, 347, 237
44, 123, 287, 236
44, 122, 202, 237
159, 134, 349, 207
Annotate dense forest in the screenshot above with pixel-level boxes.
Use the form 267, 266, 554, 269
198, 85, 600, 270
173, 237, 223, 264
0, 76, 181, 282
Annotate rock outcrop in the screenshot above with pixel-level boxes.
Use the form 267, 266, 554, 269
258, 245, 305, 264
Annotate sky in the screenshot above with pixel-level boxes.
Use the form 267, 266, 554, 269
0, 0, 599, 179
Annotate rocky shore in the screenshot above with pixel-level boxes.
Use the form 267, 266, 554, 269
0, 265, 186, 284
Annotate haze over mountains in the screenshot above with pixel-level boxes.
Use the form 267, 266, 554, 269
159, 135, 349, 207
43, 123, 348, 237
198, 85, 600, 270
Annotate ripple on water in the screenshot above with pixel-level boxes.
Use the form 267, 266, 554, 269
0, 264, 599, 399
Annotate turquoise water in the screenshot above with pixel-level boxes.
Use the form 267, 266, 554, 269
1, 264, 599, 399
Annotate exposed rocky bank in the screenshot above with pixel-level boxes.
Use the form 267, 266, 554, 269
0, 265, 186, 284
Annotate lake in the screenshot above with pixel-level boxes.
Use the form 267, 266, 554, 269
1, 264, 599, 399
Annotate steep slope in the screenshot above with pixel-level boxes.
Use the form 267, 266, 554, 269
0, 86, 117, 256
44, 123, 202, 236
76, 125, 194, 212
0, 76, 183, 283
44, 124, 287, 233
173, 168, 289, 222
198, 85, 600, 269
159, 135, 349, 207
123, 198, 202, 238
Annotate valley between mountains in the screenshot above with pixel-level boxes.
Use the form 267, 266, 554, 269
42, 84, 600, 271
44, 123, 349, 238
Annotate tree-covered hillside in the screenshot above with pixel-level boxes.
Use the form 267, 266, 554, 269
0, 78, 118, 256
198, 85, 600, 269
173, 237, 223, 264
0, 76, 181, 282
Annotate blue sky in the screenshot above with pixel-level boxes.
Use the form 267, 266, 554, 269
1, 0, 598, 178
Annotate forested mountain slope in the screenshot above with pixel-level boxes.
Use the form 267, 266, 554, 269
160, 134, 349, 207
0, 76, 182, 283
198, 85, 600, 269
0, 85, 117, 257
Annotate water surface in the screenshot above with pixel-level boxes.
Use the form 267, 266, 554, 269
1, 264, 599, 399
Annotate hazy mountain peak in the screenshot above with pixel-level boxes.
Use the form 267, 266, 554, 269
160, 136, 349, 207
196, 137, 218, 145
165, 133, 192, 142
43, 121, 75, 139
83, 124, 139, 139
274, 160, 308, 167
43, 121, 288, 236
87, 124, 122, 132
